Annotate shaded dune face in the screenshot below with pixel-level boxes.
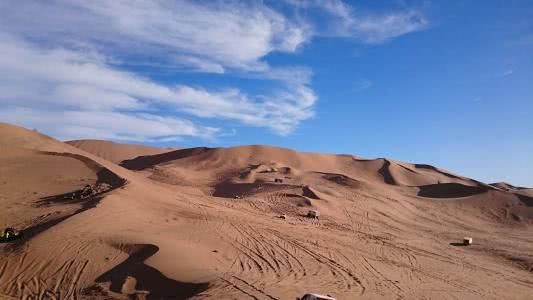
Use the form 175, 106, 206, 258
319, 172, 362, 189
302, 185, 320, 199
120, 147, 212, 171
2, 122, 533, 300
417, 183, 490, 198
378, 159, 397, 185
66, 139, 174, 165
212, 181, 300, 198
517, 193, 533, 207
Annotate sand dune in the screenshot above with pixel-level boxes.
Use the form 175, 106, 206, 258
67, 139, 174, 164
490, 182, 519, 190
0, 123, 71, 153
1, 122, 533, 299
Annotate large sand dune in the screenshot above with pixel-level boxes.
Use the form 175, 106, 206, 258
1, 122, 532, 299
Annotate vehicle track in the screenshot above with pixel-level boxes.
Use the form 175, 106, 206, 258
267, 229, 366, 295
1, 257, 89, 300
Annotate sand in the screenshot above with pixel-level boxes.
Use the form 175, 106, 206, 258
66, 140, 175, 164
1, 122, 532, 299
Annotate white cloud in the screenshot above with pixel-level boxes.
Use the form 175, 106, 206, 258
284, 0, 353, 19
174, 56, 225, 74
0, 0, 310, 71
0, 107, 218, 142
285, 0, 428, 43
0, 34, 316, 138
171, 84, 316, 135
348, 10, 428, 43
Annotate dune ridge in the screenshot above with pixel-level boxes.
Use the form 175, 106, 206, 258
66, 139, 174, 164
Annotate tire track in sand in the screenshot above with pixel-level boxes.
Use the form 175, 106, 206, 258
267, 229, 366, 295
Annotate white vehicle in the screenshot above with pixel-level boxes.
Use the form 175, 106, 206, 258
298, 293, 336, 300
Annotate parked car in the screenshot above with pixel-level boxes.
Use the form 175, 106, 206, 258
297, 293, 336, 300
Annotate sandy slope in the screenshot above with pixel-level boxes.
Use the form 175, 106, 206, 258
66, 140, 174, 164
1, 122, 533, 300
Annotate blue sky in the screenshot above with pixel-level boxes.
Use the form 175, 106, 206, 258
0, 1, 532, 186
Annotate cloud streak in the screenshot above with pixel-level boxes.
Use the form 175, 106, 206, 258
502, 69, 513, 77
285, 0, 428, 43
355, 79, 373, 90
0, 107, 219, 142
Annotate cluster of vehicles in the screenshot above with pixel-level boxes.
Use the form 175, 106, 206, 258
0, 227, 21, 243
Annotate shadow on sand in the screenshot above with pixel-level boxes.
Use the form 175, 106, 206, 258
516, 194, 533, 207
378, 159, 397, 185
418, 183, 488, 199
120, 147, 211, 171
95, 244, 209, 299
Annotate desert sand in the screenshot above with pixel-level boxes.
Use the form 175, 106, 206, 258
1, 122, 532, 299
66, 140, 175, 165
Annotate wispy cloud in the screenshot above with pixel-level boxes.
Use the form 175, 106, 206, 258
347, 10, 428, 43
285, 0, 428, 43
489, 69, 514, 79
355, 79, 373, 90
502, 69, 514, 77
0, 107, 219, 142
510, 33, 533, 47
174, 56, 225, 74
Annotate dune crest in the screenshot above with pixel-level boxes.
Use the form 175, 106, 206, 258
67, 139, 174, 164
